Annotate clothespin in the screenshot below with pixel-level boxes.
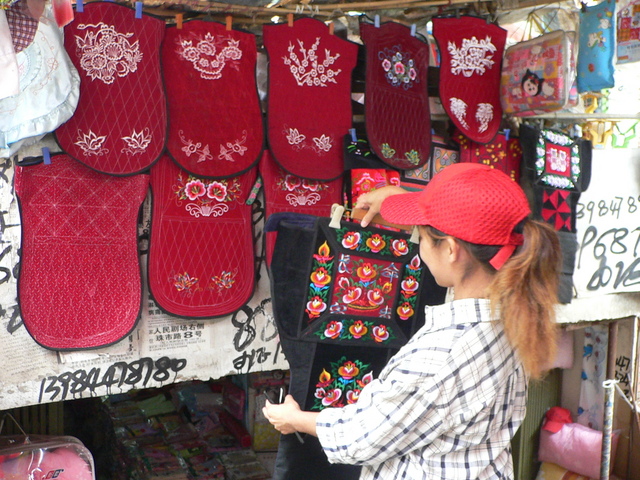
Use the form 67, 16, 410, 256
374, 15, 380, 27
135, 1, 143, 19
504, 128, 510, 141
76, 0, 83, 12
410, 226, 420, 245
410, 24, 416, 36
226, 15, 232, 31
176, 13, 183, 29
349, 128, 357, 142
42, 147, 51, 165
328, 21, 334, 35
287, 13, 293, 27
329, 204, 345, 229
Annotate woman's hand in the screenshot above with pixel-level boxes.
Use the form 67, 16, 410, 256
262, 395, 319, 437
355, 185, 407, 227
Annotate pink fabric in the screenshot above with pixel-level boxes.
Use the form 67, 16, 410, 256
14, 154, 149, 350
162, 20, 263, 178
360, 21, 431, 170
433, 16, 506, 144
147, 155, 257, 318
263, 17, 358, 180
56, 2, 166, 175
538, 422, 619, 479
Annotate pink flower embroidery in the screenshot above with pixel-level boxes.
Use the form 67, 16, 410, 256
185, 180, 206, 200
207, 181, 228, 202
366, 234, 386, 253
342, 232, 361, 250
391, 238, 409, 257
324, 321, 343, 339
349, 320, 368, 339
397, 302, 415, 321
338, 361, 360, 380
306, 296, 327, 318
372, 325, 390, 343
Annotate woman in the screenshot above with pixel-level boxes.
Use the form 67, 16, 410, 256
263, 163, 561, 479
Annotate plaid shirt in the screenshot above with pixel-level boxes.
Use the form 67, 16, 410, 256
316, 298, 527, 480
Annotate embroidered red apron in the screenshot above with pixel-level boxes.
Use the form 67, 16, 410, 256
263, 17, 358, 181
162, 20, 263, 178
56, 2, 166, 175
14, 154, 149, 350
147, 154, 257, 318
433, 16, 506, 144
360, 20, 431, 170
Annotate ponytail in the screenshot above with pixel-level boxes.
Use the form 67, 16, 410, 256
487, 219, 561, 380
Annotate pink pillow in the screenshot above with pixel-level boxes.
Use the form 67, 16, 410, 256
538, 422, 619, 479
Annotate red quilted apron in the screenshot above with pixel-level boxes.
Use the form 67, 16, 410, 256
147, 155, 257, 318
162, 20, 263, 178
360, 20, 431, 170
56, 2, 166, 175
263, 17, 358, 181
260, 149, 342, 266
433, 16, 506, 144
14, 154, 149, 350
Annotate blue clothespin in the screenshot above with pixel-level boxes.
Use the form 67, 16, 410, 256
135, 1, 143, 18
76, 0, 83, 12
349, 128, 357, 142
374, 15, 380, 28
504, 129, 510, 141
42, 147, 51, 165
410, 24, 416, 36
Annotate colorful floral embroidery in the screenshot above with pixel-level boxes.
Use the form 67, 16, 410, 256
176, 33, 242, 80
396, 254, 422, 321
179, 130, 213, 163
75, 23, 143, 84
378, 45, 418, 89
121, 128, 152, 155
276, 172, 328, 207
329, 254, 400, 319
381, 143, 396, 159
218, 131, 248, 162
283, 37, 341, 87
447, 36, 496, 77
305, 242, 334, 319
173, 272, 199, 293
312, 357, 374, 410
313, 318, 396, 344
173, 172, 241, 218
535, 129, 581, 189
335, 226, 412, 257
404, 149, 421, 165
211, 270, 236, 290
75, 129, 109, 156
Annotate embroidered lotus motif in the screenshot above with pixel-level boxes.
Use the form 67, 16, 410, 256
122, 129, 152, 155
283, 37, 341, 87
75, 129, 109, 156
177, 33, 242, 80
75, 23, 143, 84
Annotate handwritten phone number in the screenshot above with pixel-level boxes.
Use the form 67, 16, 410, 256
577, 196, 640, 223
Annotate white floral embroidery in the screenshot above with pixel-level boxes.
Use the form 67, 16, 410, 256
75, 23, 143, 84
449, 98, 469, 129
312, 134, 332, 152
475, 103, 493, 133
176, 33, 242, 80
447, 36, 496, 77
286, 127, 306, 146
283, 38, 341, 87
179, 130, 213, 163
121, 128, 152, 155
277, 174, 327, 207
75, 129, 109, 156
218, 131, 248, 162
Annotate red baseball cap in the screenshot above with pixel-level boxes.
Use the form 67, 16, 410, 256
380, 163, 531, 270
542, 406, 573, 433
